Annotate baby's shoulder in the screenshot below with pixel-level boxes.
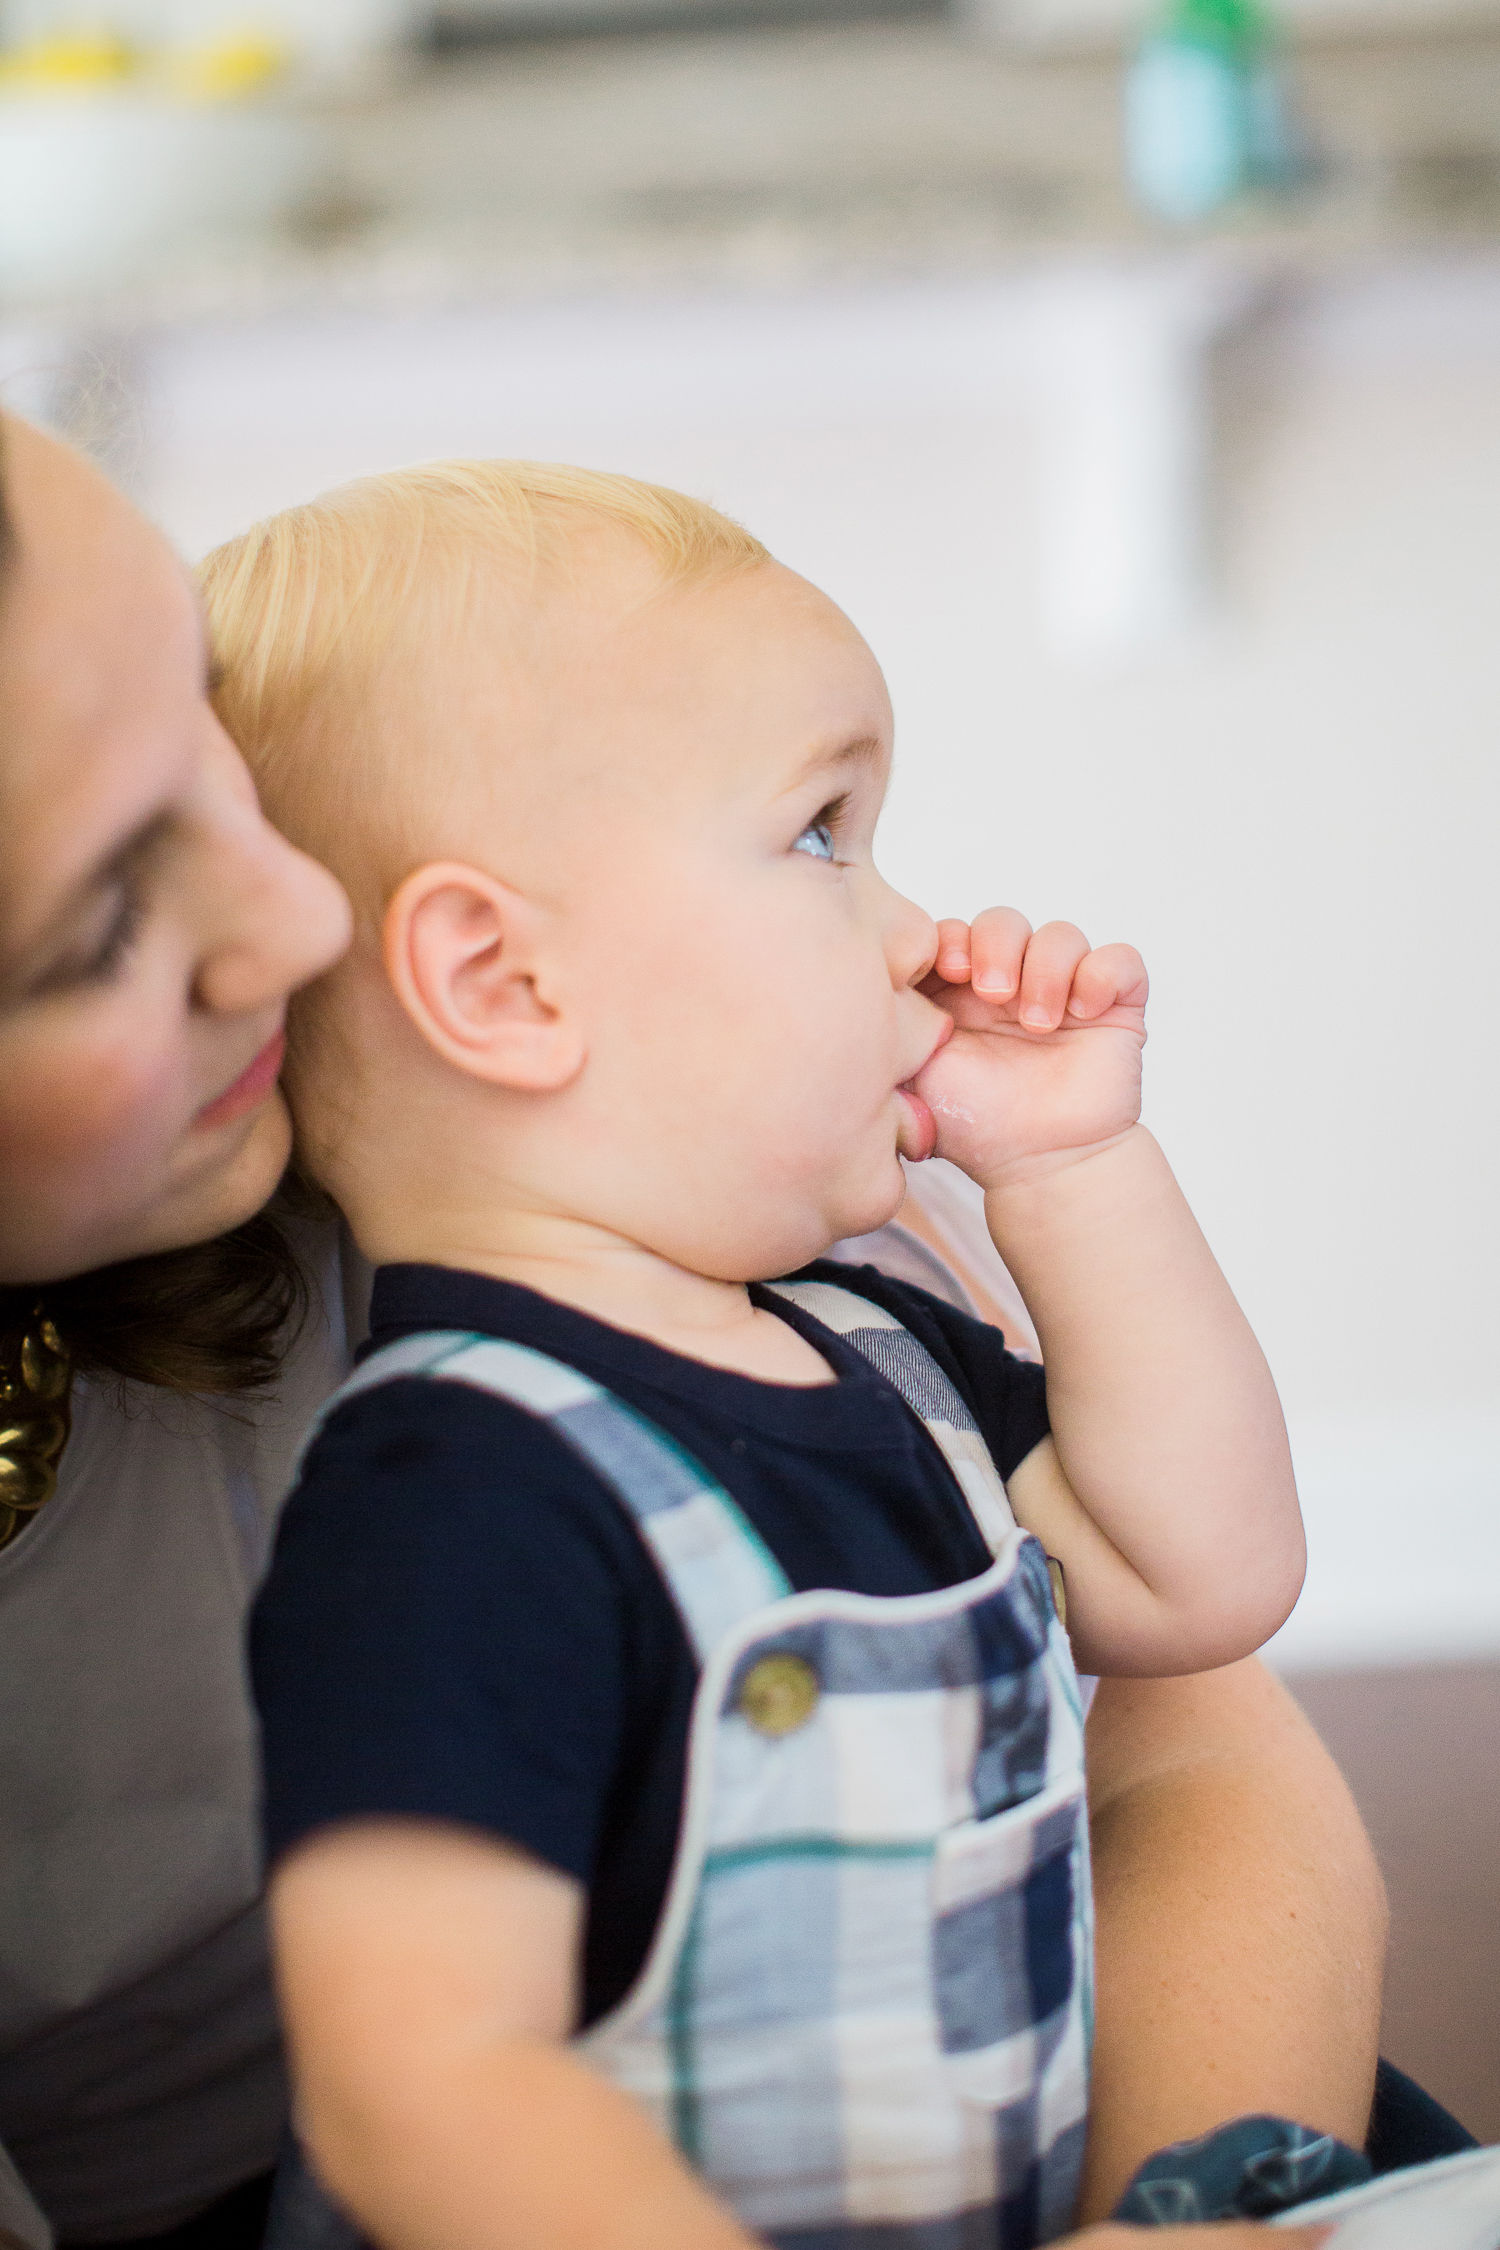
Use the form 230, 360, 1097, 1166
286, 1360, 660, 1587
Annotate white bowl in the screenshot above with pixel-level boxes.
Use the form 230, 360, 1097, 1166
0, 93, 321, 298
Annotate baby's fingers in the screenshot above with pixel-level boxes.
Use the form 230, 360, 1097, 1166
1066, 941, 1150, 1023
1016, 921, 1092, 1030
968, 905, 1033, 1000
933, 919, 973, 988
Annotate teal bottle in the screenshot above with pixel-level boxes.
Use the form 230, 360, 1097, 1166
1126, 0, 1295, 222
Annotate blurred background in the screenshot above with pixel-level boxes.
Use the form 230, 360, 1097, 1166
2, 0, 1496, 2139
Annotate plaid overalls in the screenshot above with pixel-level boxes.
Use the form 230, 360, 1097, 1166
289, 1277, 1092, 2250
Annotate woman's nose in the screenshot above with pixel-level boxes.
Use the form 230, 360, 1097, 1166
195, 822, 352, 1018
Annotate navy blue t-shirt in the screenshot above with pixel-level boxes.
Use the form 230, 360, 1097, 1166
251, 1259, 1050, 2026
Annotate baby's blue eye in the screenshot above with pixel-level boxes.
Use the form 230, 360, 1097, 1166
793, 821, 836, 861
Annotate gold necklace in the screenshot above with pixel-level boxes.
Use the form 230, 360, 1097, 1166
0, 1309, 72, 1553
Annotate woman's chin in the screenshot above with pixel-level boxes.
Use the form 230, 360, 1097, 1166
159, 1090, 295, 1251
4, 1094, 297, 1286
211, 1090, 295, 1219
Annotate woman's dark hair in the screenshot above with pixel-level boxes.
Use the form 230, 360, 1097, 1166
0, 1198, 312, 1397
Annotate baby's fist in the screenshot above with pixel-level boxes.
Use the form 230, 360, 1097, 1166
911, 908, 1147, 1188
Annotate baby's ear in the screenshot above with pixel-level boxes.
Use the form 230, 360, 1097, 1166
384, 862, 583, 1092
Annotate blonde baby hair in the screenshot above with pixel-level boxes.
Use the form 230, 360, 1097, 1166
199, 458, 771, 929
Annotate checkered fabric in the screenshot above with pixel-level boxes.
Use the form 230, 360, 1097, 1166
307, 1284, 1092, 2249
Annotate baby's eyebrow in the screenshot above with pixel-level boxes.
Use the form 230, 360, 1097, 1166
787, 735, 885, 792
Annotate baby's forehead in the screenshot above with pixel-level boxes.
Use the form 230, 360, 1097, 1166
452, 544, 861, 706
407, 543, 886, 828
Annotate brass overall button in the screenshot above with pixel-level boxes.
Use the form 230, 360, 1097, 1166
739, 1653, 819, 1738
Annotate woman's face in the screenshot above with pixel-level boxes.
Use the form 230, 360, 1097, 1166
0, 419, 351, 1286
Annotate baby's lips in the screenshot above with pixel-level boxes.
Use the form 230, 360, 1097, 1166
896, 1083, 938, 1163
895, 1011, 956, 1160
907, 1009, 954, 1081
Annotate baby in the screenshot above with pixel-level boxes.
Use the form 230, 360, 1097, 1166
202, 462, 1304, 2250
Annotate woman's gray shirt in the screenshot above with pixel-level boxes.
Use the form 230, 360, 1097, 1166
0, 1226, 348, 2249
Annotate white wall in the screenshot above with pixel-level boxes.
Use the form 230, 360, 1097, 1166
27, 252, 1495, 1664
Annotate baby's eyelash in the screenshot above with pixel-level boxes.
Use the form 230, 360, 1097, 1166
792, 794, 851, 863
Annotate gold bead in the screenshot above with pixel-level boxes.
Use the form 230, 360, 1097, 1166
738, 1652, 820, 1739
0, 1450, 53, 1512
21, 1329, 70, 1400
0, 1316, 71, 1551
29, 1407, 67, 1460
0, 1407, 67, 1462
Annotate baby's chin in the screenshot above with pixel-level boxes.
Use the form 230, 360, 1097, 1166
815, 1154, 910, 1258
695, 1149, 911, 1281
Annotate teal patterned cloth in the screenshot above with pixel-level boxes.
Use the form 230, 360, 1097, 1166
1113, 2114, 1372, 2225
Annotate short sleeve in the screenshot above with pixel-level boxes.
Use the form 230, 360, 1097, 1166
250, 1378, 647, 1879
796, 1261, 1051, 1480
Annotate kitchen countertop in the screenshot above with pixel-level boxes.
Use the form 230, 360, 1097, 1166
6, 16, 1500, 323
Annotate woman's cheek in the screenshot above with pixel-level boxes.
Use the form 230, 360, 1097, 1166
0, 1010, 186, 1226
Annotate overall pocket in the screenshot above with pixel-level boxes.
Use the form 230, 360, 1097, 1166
930, 1770, 1088, 2109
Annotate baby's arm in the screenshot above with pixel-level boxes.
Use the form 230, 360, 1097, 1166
272, 1820, 1333, 2250
912, 909, 1303, 1677
270, 1819, 758, 2250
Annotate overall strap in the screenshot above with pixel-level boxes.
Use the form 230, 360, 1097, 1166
764, 1278, 1019, 1558
300, 1331, 790, 1665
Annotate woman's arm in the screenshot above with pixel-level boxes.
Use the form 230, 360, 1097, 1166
1077, 1657, 1388, 2223
879, 1175, 1386, 2223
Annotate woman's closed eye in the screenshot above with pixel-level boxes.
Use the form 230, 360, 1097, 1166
30, 879, 147, 997
81, 882, 147, 983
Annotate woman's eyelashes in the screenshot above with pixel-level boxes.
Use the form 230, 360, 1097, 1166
85, 883, 146, 983
35, 880, 147, 996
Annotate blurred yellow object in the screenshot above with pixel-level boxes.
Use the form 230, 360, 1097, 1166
160, 34, 290, 101
0, 27, 290, 102
0, 33, 134, 89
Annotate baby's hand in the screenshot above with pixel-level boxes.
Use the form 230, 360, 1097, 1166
911, 907, 1147, 1189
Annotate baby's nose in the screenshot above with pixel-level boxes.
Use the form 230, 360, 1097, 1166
885, 887, 939, 989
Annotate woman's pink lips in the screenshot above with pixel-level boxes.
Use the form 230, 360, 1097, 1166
195, 1031, 286, 1131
